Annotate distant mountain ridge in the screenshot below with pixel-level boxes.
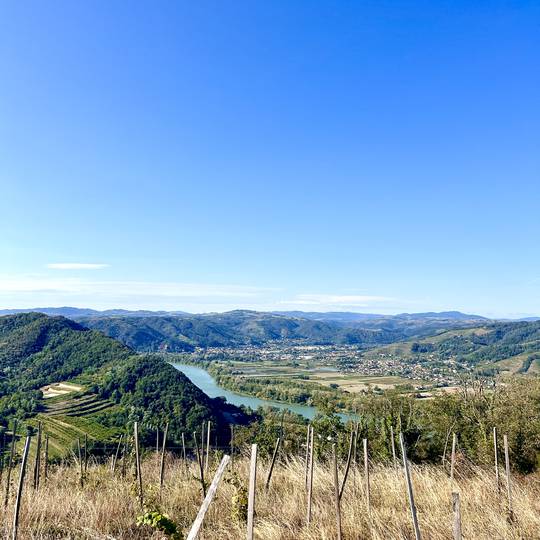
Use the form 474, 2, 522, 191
272, 310, 488, 322
75, 309, 493, 352
0, 306, 490, 321
0, 307, 190, 318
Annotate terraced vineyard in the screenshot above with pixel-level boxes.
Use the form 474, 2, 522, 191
25, 392, 121, 458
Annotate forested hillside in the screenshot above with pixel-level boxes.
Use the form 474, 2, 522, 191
362, 320, 540, 375
0, 313, 247, 454
79, 310, 430, 350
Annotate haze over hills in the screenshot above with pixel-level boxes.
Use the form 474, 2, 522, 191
0, 307, 190, 318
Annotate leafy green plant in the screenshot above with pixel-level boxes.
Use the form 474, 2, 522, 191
136, 509, 183, 539
226, 472, 248, 523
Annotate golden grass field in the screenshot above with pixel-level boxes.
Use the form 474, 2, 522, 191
1, 450, 539, 539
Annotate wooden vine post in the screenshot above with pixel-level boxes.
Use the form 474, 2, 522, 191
304, 424, 311, 488
339, 429, 354, 499
12, 434, 31, 540
181, 432, 187, 473
193, 432, 206, 498
332, 443, 342, 540
390, 425, 397, 467
111, 435, 123, 473
186, 455, 231, 540
306, 428, 315, 525
77, 438, 83, 488
452, 492, 462, 540
247, 444, 258, 540
265, 436, 281, 489
503, 434, 513, 516
363, 438, 371, 516
43, 434, 49, 483
230, 424, 234, 466
400, 433, 422, 540
205, 421, 211, 473
32, 421, 42, 489
159, 422, 169, 491
84, 433, 89, 474
450, 433, 457, 483
4, 420, 18, 508
493, 427, 500, 493
133, 422, 143, 507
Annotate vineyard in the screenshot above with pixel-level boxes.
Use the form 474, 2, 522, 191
1, 423, 539, 540
24, 392, 120, 459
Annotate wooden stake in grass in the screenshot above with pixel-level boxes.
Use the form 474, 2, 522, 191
400, 433, 422, 540
84, 433, 88, 473
193, 431, 206, 498
77, 438, 84, 488
111, 435, 123, 474
452, 492, 462, 540
503, 434, 513, 517
304, 424, 311, 487
247, 443, 258, 540
156, 426, 160, 454
181, 432, 187, 470
265, 436, 281, 489
493, 427, 500, 493
159, 422, 169, 491
363, 438, 371, 516
390, 425, 397, 468
205, 421, 211, 473
133, 422, 143, 507
186, 454, 231, 540
450, 433, 457, 483
339, 429, 354, 500
332, 443, 342, 540
0, 428, 5, 483
11, 434, 31, 540
4, 420, 17, 508
120, 437, 127, 478
306, 428, 315, 525
43, 434, 49, 483
352, 424, 359, 463
33, 422, 42, 490
230, 424, 234, 466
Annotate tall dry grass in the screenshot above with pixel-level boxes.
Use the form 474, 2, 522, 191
1, 450, 539, 539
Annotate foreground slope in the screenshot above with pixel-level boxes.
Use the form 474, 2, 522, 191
1, 453, 538, 539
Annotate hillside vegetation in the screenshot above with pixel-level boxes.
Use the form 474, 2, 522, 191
79, 310, 485, 351
0, 313, 247, 455
361, 320, 540, 376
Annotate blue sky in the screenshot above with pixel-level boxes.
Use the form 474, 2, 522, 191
1, 1, 539, 317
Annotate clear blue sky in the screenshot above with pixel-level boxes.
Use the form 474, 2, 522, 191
1, 1, 539, 317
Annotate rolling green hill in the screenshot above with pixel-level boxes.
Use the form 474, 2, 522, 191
79, 310, 428, 350
0, 313, 247, 455
362, 320, 540, 376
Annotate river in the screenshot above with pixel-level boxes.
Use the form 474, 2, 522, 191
172, 362, 354, 422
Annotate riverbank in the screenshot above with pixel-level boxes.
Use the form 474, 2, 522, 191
168, 355, 360, 415
171, 361, 357, 421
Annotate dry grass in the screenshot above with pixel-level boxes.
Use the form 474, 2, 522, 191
1, 452, 539, 539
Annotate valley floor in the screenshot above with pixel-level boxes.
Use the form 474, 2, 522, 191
1, 452, 539, 539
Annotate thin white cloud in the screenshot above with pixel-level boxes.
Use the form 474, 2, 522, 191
0, 274, 277, 311
282, 294, 396, 307
47, 263, 109, 270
